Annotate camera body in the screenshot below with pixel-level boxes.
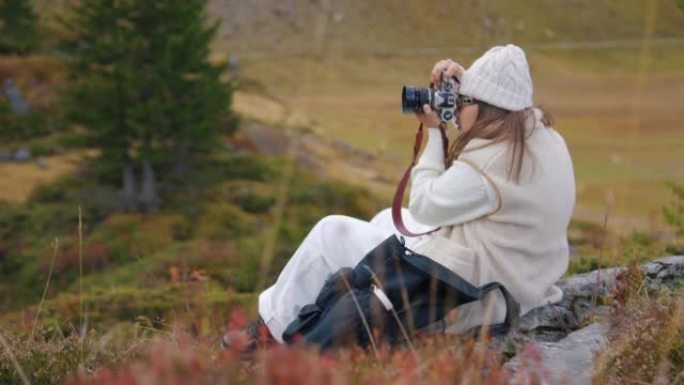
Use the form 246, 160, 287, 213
402, 76, 458, 124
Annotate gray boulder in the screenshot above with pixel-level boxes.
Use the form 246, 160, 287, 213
3, 78, 29, 115
504, 323, 609, 385
14, 147, 32, 162
496, 256, 683, 384
36, 158, 49, 169
642, 256, 684, 289
518, 256, 683, 341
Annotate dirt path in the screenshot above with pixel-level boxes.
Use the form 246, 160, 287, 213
233, 91, 398, 199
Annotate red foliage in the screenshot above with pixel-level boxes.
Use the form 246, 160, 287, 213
62, 311, 550, 385
63, 332, 552, 385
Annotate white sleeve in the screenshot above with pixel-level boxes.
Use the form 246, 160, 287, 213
408, 128, 498, 227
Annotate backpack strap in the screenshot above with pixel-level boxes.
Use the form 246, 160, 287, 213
470, 281, 521, 334
392, 123, 449, 237
402, 246, 521, 334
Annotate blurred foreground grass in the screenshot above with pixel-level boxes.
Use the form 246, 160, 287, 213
1, 253, 681, 385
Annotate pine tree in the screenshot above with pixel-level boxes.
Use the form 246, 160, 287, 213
60, 0, 234, 211
0, 0, 39, 54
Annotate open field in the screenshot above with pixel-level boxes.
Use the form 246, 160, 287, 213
231, 45, 684, 235
205, 0, 684, 235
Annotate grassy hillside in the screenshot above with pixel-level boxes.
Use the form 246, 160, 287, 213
0, 2, 682, 384
211, 0, 684, 236
13, 0, 684, 256
11, 0, 684, 275
207, 0, 684, 53
31, 0, 684, 54
232, 49, 684, 233
150, 0, 684, 237
0, 151, 383, 312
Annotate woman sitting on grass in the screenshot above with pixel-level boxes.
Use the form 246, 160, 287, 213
225, 44, 576, 348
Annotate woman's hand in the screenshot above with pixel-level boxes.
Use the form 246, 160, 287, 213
414, 104, 441, 128
415, 59, 464, 127
431, 59, 464, 87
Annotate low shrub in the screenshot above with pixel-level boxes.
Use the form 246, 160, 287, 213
288, 178, 381, 220
0, 104, 54, 141
219, 154, 276, 182
663, 181, 684, 255
567, 254, 602, 275
592, 263, 684, 384
59, 332, 551, 385
198, 203, 259, 240
209, 180, 278, 214
0, 331, 138, 385
3, 284, 257, 334
55, 132, 93, 149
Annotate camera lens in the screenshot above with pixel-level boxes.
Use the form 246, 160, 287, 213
402, 86, 430, 113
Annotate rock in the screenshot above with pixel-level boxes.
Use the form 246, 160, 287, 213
332, 11, 345, 23
641, 255, 684, 289
518, 305, 577, 341
2, 78, 29, 115
488, 257, 683, 383
516, 256, 684, 342
14, 147, 32, 162
505, 323, 609, 385
36, 158, 49, 169
227, 54, 239, 71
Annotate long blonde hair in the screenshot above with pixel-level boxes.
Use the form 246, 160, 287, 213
446, 102, 554, 183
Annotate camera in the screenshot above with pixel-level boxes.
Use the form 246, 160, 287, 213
401, 75, 458, 124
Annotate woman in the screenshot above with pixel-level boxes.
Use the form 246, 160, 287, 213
226, 44, 575, 346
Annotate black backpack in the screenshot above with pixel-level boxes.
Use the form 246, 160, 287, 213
282, 235, 520, 350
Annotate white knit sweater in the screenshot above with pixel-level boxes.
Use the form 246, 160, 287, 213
408, 108, 576, 332
409, 128, 498, 226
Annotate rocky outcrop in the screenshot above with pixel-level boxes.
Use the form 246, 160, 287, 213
500, 256, 683, 385
504, 323, 609, 385
515, 256, 683, 342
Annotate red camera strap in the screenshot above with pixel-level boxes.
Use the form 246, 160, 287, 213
391, 123, 449, 237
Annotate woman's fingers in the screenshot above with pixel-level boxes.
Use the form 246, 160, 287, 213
431, 59, 463, 85
431, 59, 451, 84
414, 104, 440, 127
445, 62, 464, 82
413, 104, 432, 116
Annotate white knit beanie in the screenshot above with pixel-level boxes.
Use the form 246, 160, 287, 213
459, 44, 533, 111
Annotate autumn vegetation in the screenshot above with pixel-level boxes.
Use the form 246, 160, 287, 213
1, 0, 683, 384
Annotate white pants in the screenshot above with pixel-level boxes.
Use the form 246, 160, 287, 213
258, 208, 432, 342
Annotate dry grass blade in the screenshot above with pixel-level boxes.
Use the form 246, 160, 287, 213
630, 0, 659, 129
393, 257, 417, 334
31, 237, 59, 339
476, 293, 496, 369
339, 273, 380, 360
591, 201, 611, 319
369, 273, 420, 363
257, 133, 296, 292
78, 206, 84, 364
